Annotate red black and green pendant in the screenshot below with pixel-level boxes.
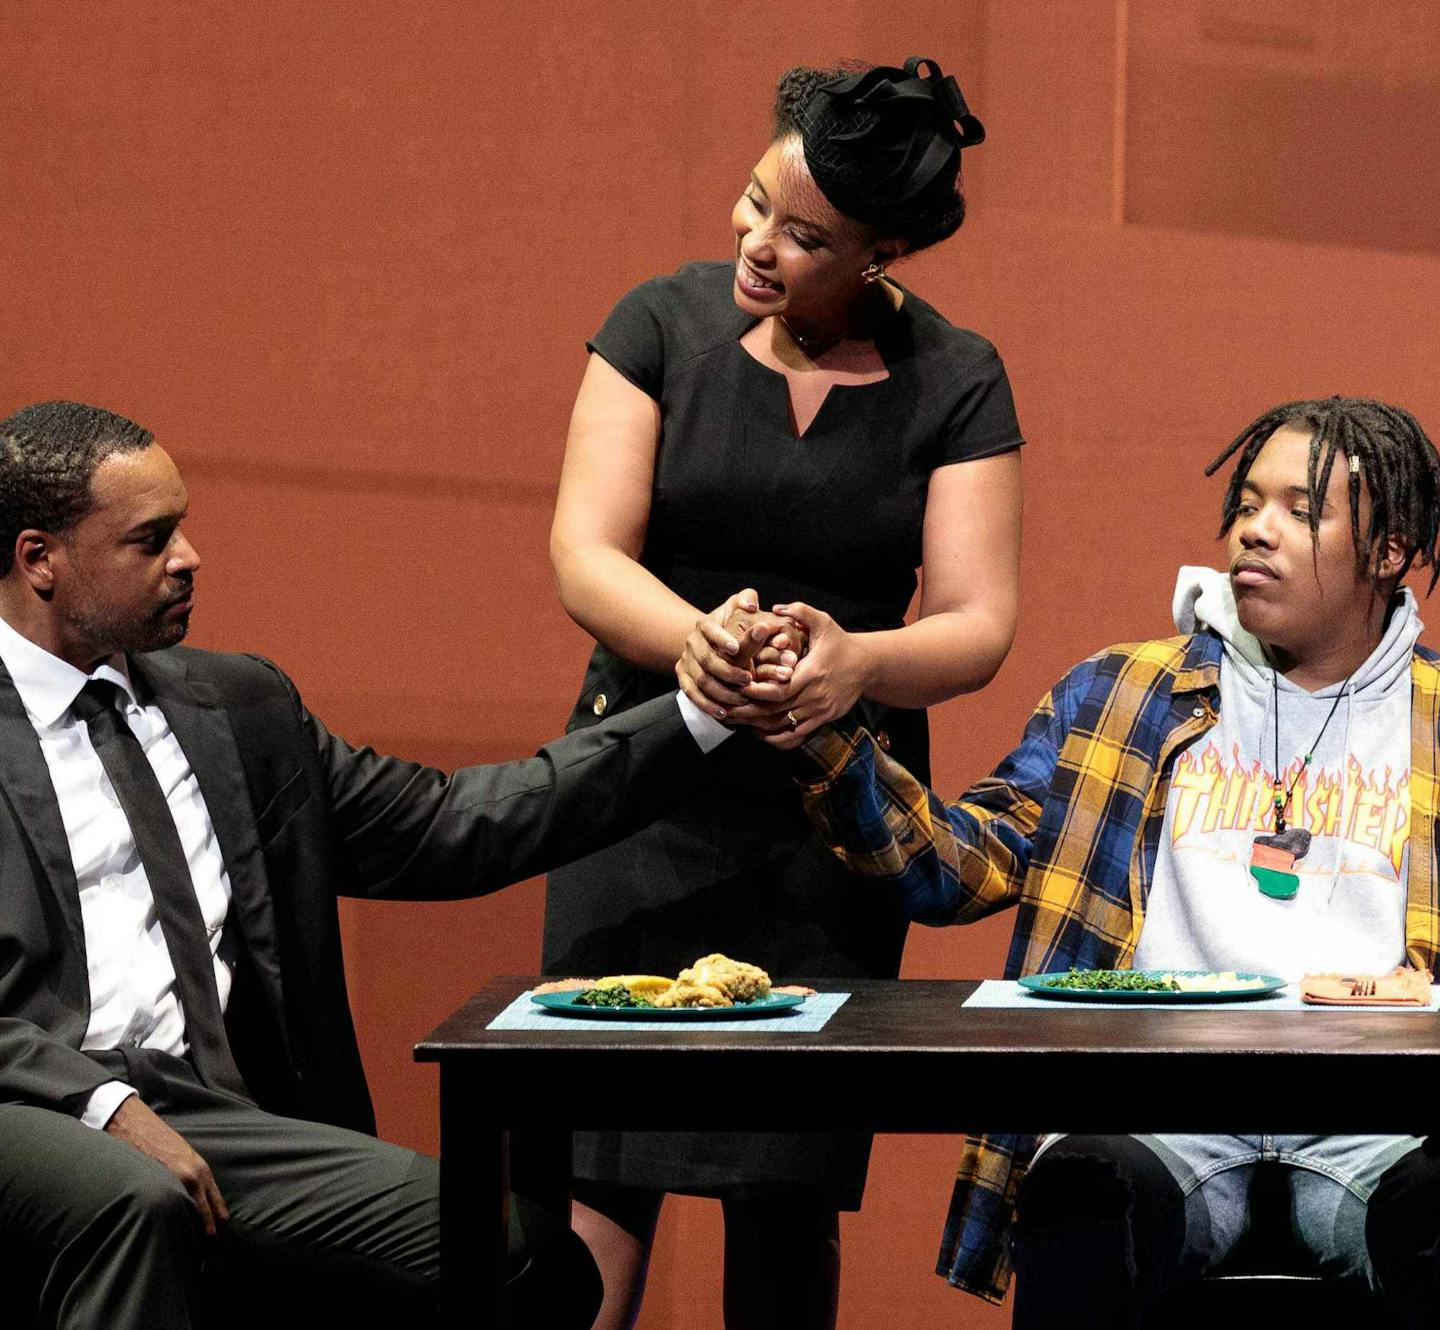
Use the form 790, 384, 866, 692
1249, 826, 1312, 900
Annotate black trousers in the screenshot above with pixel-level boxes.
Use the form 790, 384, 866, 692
1366, 1139, 1440, 1330
0, 1050, 598, 1329
1011, 1135, 1190, 1330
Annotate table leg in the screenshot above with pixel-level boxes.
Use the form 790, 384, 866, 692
509, 1128, 573, 1221
439, 1064, 507, 1328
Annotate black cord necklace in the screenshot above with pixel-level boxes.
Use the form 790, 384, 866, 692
1250, 667, 1352, 901
1268, 666, 1351, 834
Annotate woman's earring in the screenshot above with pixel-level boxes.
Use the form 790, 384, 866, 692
862, 262, 886, 284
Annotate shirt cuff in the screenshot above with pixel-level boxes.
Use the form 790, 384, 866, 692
789, 724, 860, 786
675, 691, 734, 754
80, 1080, 139, 1130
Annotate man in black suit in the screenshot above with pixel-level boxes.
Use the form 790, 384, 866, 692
0, 401, 729, 1328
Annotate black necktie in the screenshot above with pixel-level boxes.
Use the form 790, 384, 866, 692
71, 679, 247, 1097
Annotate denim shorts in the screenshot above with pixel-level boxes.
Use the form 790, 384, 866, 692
1032, 1134, 1423, 1285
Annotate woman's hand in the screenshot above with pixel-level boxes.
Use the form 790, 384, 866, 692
675, 589, 800, 722
738, 602, 871, 749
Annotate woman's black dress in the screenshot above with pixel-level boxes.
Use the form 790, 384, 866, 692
544, 260, 1023, 1209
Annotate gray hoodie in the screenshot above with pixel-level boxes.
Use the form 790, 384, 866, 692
1131, 567, 1419, 981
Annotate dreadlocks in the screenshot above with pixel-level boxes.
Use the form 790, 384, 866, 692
1205, 396, 1440, 594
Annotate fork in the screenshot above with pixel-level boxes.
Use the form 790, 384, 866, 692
1349, 975, 1377, 998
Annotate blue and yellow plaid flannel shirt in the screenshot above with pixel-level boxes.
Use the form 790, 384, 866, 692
795, 631, 1440, 1303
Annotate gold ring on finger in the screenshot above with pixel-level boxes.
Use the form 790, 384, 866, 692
786, 709, 799, 728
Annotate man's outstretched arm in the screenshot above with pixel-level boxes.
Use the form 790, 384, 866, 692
789, 690, 1070, 926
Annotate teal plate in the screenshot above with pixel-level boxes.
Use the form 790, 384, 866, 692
1017, 970, 1286, 1002
530, 991, 806, 1020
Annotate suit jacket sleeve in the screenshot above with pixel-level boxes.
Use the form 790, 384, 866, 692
0, 1018, 118, 1114
263, 661, 714, 900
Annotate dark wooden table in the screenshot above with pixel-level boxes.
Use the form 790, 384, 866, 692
414, 976, 1440, 1325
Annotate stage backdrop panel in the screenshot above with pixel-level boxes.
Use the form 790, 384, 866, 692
4, 2, 1439, 1326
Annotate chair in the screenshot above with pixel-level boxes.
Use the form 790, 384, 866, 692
1140, 1165, 1384, 1330
1142, 1272, 1382, 1330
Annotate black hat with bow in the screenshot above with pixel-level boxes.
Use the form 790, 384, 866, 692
794, 56, 985, 229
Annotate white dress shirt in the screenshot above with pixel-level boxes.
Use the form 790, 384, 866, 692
675, 690, 733, 752
0, 615, 232, 1128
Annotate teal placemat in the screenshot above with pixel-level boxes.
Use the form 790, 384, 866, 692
488, 990, 850, 1032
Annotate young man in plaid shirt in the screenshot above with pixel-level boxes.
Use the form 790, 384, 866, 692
777, 398, 1440, 1326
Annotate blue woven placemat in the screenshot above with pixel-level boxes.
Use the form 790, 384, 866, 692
488, 990, 851, 1032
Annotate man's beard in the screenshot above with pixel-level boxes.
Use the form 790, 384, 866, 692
64, 598, 191, 656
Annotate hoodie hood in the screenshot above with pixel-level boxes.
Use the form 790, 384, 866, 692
1172, 565, 1423, 699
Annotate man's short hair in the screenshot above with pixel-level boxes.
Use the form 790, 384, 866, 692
0, 401, 153, 576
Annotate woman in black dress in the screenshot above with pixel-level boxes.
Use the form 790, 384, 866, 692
546, 58, 1023, 1329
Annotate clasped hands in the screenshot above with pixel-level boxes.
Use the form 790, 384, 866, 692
676, 588, 867, 750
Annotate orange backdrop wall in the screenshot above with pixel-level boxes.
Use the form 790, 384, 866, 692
4, 3, 1439, 1326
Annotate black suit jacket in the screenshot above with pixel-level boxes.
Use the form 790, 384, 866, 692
0, 647, 709, 1134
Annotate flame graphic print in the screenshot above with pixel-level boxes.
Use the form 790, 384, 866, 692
1169, 742, 1408, 877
